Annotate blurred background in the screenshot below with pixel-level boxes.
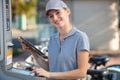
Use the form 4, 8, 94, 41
11, 0, 120, 66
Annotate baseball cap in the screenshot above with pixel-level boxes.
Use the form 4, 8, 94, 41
45, 0, 68, 16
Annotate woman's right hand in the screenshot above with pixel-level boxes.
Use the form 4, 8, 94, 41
20, 42, 33, 53
17, 36, 33, 53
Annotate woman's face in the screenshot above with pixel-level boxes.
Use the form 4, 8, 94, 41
47, 8, 70, 29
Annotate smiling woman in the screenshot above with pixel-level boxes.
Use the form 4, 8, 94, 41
28, 0, 90, 80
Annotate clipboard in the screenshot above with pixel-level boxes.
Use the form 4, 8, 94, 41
17, 36, 49, 71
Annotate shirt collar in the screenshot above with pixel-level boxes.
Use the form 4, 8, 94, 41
64, 27, 76, 38
55, 27, 76, 39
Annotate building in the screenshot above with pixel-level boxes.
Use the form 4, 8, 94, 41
37, 0, 119, 50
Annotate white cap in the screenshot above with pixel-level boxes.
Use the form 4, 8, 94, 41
45, 0, 68, 16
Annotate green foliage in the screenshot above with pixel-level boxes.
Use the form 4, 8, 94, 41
11, 0, 37, 17
13, 46, 22, 57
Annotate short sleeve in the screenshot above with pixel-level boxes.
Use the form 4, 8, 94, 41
76, 32, 90, 53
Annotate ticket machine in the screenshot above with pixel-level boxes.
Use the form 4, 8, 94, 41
0, 0, 45, 80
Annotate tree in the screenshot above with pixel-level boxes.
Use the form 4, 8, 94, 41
11, 0, 37, 30
11, 0, 36, 19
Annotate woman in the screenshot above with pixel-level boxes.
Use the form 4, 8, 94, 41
22, 0, 90, 79
32, 0, 90, 79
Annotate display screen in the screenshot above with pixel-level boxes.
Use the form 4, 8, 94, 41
6, 0, 10, 31
0, 42, 1, 54
0, 0, 2, 55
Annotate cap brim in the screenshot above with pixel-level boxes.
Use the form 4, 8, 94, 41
46, 7, 63, 16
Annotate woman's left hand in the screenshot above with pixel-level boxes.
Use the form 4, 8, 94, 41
32, 67, 50, 78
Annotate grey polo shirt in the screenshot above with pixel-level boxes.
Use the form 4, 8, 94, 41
48, 27, 90, 73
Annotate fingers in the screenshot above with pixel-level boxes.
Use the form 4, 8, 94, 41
20, 42, 32, 53
32, 67, 41, 72
31, 66, 36, 70
17, 37, 33, 53
32, 67, 42, 77
22, 44, 29, 50
32, 67, 45, 77
44, 59, 49, 62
